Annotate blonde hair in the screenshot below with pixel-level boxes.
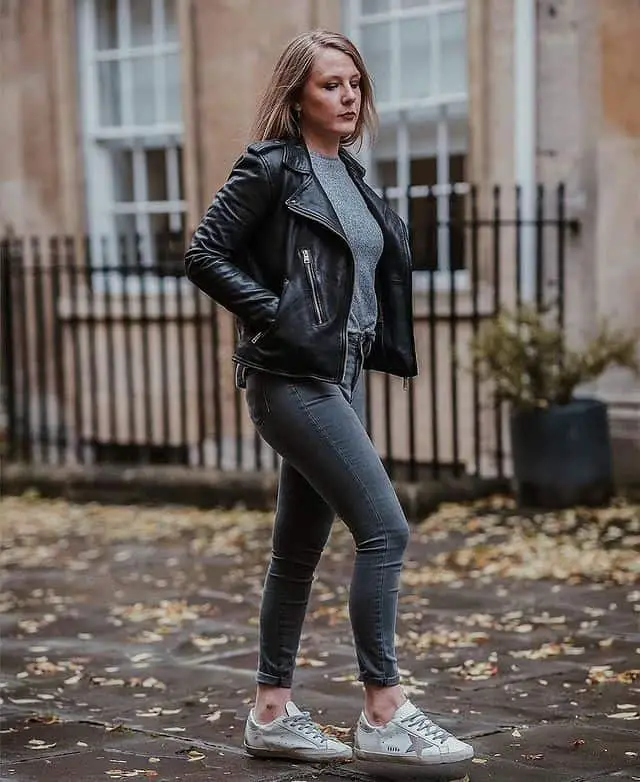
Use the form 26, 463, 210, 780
251, 30, 378, 148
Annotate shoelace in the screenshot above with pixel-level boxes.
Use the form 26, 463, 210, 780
401, 710, 449, 743
284, 712, 328, 743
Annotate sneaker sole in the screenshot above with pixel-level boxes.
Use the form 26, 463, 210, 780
354, 746, 474, 765
244, 741, 353, 763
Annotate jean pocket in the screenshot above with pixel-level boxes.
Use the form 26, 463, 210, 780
246, 372, 270, 427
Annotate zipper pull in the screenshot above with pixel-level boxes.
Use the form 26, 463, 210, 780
302, 248, 311, 264
251, 330, 265, 344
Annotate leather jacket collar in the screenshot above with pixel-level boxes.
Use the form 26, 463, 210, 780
283, 141, 375, 247
282, 140, 366, 179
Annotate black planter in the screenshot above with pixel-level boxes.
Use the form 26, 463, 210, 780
510, 397, 614, 509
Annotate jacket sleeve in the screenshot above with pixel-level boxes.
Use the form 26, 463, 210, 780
184, 149, 280, 329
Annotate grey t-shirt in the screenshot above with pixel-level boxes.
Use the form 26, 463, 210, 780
308, 150, 384, 334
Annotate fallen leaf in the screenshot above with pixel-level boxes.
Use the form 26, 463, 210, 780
27, 740, 57, 750
607, 711, 639, 720
296, 656, 327, 668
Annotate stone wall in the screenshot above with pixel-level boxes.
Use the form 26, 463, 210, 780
0, 0, 82, 237
1, 0, 637, 480
180, 0, 341, 229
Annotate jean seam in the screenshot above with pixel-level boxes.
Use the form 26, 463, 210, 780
248, 372, 271, 427
289, 383, 393, 682
259, 559, 283, 684
261, 375, 271, 418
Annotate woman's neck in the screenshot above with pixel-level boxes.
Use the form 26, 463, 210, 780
301, 131, 340, 159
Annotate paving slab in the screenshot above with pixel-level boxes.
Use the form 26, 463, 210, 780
1, 495, 638, 781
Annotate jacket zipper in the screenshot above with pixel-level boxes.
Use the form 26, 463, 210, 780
302, 249, 325, 324
288, 202, 353, 381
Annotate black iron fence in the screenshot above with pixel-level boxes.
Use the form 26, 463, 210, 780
0, 184, 577, 481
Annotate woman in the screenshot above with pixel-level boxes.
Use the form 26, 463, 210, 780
185, 29, 474, 769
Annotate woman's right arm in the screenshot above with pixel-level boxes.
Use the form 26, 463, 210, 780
185, 149, 280, 330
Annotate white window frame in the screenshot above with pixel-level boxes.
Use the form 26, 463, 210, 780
76, 0, 187, 293
344, 0, 469, 287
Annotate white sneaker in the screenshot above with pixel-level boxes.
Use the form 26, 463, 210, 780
354, 699, 474, 766
244, 701, 353, 762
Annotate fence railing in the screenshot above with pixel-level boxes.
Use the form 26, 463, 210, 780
0, 184, 576, 481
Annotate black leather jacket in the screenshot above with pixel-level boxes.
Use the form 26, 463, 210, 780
185, 139, 418, 383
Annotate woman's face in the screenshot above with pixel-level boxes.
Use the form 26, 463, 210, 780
298, 47, 361, 148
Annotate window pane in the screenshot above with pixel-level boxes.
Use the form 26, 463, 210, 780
399, 16, 431, 100
98, 61, 122, 126
361, 0, 390, 14
151, 213, 185, 274
376, 159, 397, 187
400, 155, 466, 271
439, 10, 466, 94
150, 213, 169, 247
164, 53, 182, 122
112, 149, 134, 201
146, 149, 168, 201
361, 23, 391, 103
96, 0, 118, 50
164, 0, 178, 42
131, 0, 154, 47
132, 56, 156, 124
177, 147, 184, 197
115, 214, 138, 266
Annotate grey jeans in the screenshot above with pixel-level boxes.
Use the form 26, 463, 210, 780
244, 332, 410, 687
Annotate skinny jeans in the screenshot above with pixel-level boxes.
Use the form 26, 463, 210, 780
243, 332, 410, 687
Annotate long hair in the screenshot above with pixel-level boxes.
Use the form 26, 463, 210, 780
251, 30, 378, 148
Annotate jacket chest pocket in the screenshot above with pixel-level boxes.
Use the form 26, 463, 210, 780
300, 248, 327, 326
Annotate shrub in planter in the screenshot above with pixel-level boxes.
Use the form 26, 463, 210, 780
471, 306, 639, 508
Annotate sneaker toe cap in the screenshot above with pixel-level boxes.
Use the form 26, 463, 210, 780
326, 736, 352, 754
443, 737, 474, 760
319, 734, 352, 758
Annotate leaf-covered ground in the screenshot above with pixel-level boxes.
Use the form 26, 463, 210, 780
0, 493, 638, 781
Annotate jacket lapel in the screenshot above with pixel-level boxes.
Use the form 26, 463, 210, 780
282, 142, 348, 244
285, 178, 348, 245
280, 139, 401, 265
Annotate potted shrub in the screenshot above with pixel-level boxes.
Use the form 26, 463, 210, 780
472, 306, 639, 508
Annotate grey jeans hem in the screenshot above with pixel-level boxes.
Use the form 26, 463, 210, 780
256, 671, 293, 688
359, 673, 401, 687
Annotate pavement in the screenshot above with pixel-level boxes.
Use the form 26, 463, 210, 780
0, 492, 639, 782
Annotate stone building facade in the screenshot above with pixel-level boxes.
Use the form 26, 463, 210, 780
1, 0, 638, 480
